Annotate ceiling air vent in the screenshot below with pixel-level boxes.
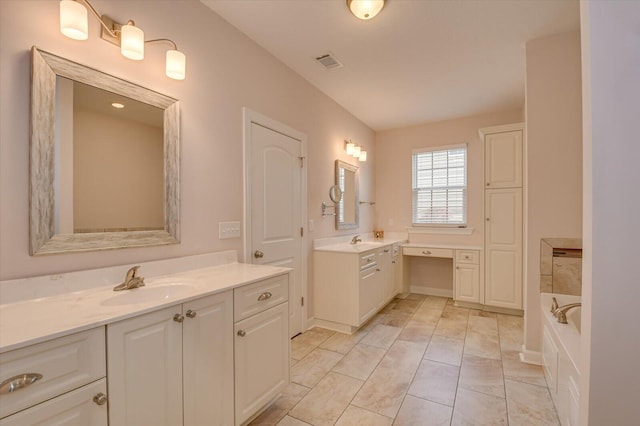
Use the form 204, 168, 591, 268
315, 53, 343, 70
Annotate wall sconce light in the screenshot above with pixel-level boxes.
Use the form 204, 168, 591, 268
346, 0, 386, 20
344, 140, 367, 162
59, 0, 186, 80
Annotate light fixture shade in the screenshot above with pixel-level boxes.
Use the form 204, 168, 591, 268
166, 50, 186, 80
346, 141, 355, 155
121, 23, 144, 60
60, 0, 88, 40
347, 0, 385, 20
359, 151, 367, 161
353, 145, 362, 157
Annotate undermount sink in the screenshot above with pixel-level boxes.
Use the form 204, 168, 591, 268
101, 283, 194, 306
350, 242, 385, 250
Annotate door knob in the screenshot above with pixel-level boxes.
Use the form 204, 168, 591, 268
254, 250, 264, 259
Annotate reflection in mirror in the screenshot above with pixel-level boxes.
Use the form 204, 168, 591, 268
335, 160, 359, 230
30, 47, 180, 255
329, 185, 343, 203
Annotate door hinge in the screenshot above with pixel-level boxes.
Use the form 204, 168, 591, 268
299, 156, 305, 168
301, 297, 304, 306
300, 227, 304, 237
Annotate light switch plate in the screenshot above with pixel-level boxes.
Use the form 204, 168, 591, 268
219, 221, 241, 239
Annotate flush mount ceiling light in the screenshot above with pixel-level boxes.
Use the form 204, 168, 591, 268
346, 0, 385, 20
59, 0, 186, 80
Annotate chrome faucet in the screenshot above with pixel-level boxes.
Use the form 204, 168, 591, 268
113, 266, 145, 291
351, 235, 362, 244
552, 303, 582, 324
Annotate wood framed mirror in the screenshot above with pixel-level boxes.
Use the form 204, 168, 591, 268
30, 47, 180, 255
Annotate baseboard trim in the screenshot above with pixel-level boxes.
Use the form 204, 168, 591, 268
410, 286, 453, 298
520, 344, 543, 365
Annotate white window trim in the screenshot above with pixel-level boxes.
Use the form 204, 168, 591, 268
411, 143, 468, 227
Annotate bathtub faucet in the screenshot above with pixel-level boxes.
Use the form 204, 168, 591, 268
552, 303, 581, 324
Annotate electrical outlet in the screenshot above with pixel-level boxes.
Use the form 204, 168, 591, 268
219, 221, 241, 239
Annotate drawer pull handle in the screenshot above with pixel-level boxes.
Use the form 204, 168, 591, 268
173, 314, 184, 323
464, 256, 470, 260
258, 292, 272, 301
237, 329, 246, 337
376, 268, 381, 272
422, 250, 432, 255
93, 392, 108, 406
384, 249, 390, 253
185, 310, 197, 318
0, 373, 43, 395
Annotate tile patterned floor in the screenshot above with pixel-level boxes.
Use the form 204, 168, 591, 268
249, 295, 559, 426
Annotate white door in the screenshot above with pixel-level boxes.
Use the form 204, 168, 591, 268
245, 110, 306, 337
485, 188, 523, 309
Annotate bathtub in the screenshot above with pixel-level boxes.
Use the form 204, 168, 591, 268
540, 293, 581, 426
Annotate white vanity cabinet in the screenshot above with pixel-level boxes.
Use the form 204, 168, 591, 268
454, 250, 482, 304
314, 244, 397, 333
233, 275, 290, 426
107, 291, 234, 426
0, 328, 107, 425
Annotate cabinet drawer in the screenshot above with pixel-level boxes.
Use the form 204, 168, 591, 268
0, 378, 107, 425
360, 252, 376, 268
403, 247, 454, 258
0, 327, 105, 418
234, 274, 289, 321
456, 250, 480, 264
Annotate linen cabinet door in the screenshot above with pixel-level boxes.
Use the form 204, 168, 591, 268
107, 305, 183, 426
183, 292, 234, 426
485, 130, 522, 188
234, 302, 289, 426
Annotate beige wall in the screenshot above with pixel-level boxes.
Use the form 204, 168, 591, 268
73, 107, 164, 231
0, 0, 375, 323
580, 1, 640, 423
375, 109, 523, 248
523, 31, 583, 354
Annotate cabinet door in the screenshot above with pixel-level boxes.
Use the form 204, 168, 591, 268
379, 247, 393, 304
234, 303, 289, 426
183, 292, 234, 426
392, 256, 402, 296
485, 188, 523, 309
0, 379, 107, 426
455, 263, 481, 303
485, 130, 522, 188
107, 305, 183, 426
358, 267, 380, 324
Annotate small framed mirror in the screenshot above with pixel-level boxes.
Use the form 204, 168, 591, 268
329, 185, 343, 203
30, 47, 180, 255
335, 160, 359, 230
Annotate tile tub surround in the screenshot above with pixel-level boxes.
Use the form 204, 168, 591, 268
0, 256, 290, 353
540, 238, 582, 295
250, 295, 559, 426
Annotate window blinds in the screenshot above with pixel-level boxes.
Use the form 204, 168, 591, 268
412, 145, 467, 225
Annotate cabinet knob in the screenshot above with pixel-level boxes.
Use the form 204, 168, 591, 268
486, 182, 490, 186
422, 250, 431, 255
456, 266, 460, 270
254, 250, 264, 258
173, 314, 184, 323
384, 249, 390, 253
392, 260, 396, 264
237, 329, 246, 337
376, 268, 381, 272
185, 310, 197, 318
257, 292, 272, 301
93, 393, 108, 406
486, 217, 490, 222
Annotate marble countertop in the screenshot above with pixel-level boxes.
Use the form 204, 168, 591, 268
314, 237, 407, 254
0, 262, 290, 354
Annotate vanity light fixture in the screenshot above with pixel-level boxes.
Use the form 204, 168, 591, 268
346, 0, 385, 20
59, 0, 186, 80
111, 102, 125, 109
344, 140, 367, 162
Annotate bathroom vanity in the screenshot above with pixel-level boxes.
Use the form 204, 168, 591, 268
0, 259, 290, 426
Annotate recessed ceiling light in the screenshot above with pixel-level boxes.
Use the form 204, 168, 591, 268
111, 102, 125, 109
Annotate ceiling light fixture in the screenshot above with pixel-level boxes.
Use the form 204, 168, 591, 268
344, 140, 367, 162
111, 102, 125, 109
59, 0, 186, 80
346, 0, 385, 20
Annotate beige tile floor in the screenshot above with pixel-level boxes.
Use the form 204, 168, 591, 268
249, 294, 559, 426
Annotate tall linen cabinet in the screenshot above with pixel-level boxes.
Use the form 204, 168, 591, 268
480, 123, 524, 310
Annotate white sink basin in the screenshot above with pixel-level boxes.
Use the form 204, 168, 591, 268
101, 284, 194, 306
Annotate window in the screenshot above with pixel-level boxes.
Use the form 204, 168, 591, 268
412, 144, 467, 225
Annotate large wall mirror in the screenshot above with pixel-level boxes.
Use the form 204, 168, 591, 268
30, 47, 180, 255
335, 160, 359, 230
